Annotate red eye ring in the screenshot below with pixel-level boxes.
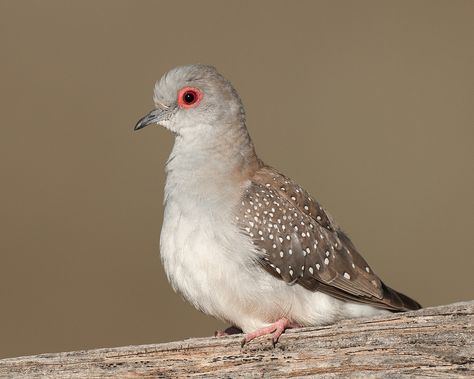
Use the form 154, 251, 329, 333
177, 87, 203, 108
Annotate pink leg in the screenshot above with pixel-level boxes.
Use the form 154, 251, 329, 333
241, 318, 296, 347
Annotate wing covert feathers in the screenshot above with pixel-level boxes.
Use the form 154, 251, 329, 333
236, 166, 421, 312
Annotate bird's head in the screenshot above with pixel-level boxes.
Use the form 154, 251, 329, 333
135, 65, 246, 137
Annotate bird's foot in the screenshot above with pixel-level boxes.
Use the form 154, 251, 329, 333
214, 326, 242, 337
241, 318, 295, 347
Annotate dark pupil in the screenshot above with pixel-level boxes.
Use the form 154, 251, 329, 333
184, 91, 195, 103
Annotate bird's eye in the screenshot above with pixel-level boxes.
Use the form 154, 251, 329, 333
183, 91, 196, 104
177, 87, 202, 108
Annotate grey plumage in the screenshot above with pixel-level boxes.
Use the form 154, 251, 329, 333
135, 64, 421, 345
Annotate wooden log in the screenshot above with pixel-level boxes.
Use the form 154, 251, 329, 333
0, 301, 472, 378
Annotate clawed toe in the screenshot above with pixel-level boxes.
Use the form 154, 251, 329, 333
241, 318, 293, 347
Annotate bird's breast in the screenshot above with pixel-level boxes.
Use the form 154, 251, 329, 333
159, 190, 256, 320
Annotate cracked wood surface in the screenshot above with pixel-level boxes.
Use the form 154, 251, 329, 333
0, 301, 472, 378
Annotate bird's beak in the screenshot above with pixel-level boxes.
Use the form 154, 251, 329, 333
134, 108, 169, 131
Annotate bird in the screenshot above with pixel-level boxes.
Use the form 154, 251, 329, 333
134, 64, 421, 346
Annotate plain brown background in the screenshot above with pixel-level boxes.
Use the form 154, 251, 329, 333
1, 0, 473, 359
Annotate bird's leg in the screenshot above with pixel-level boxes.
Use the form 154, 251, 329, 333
214, 326, 243, 337
241, 318, 297, 347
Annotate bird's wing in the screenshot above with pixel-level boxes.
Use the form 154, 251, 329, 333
236, 166, 420, 311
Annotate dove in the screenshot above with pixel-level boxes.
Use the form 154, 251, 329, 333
135, 64, 421, 346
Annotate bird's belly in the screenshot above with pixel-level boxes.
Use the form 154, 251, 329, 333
159, 200, 300, 329
159, 200, 253, 323
159, 201, 387, 332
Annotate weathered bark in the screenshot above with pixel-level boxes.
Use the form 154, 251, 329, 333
0, 301, 472, 378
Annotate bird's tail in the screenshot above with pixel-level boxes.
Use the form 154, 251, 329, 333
381, 282, 422, 311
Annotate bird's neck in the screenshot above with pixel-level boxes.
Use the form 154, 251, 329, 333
164, 123, 261, 210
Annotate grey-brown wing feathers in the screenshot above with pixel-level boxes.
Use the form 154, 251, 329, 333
236, 166, 421, 312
